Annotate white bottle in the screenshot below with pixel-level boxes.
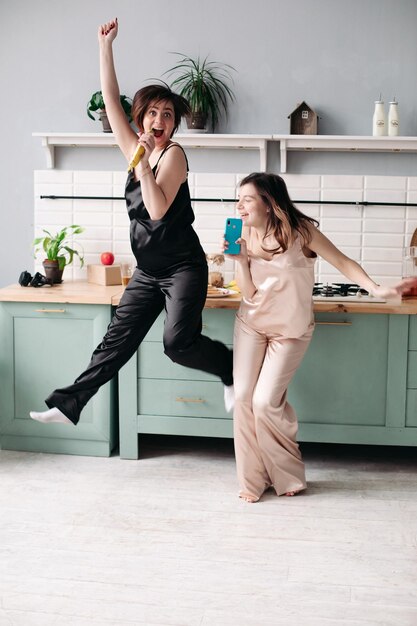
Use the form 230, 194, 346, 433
372, 98, 386, 136
388, 98, 399, 136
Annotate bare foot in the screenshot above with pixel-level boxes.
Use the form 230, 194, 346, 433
239, 492, 259, 503
284, 490, 300, 497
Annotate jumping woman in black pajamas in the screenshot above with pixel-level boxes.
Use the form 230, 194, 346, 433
30, 17, 234, 426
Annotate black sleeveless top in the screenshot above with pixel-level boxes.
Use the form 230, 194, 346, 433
125, 143, 205, 275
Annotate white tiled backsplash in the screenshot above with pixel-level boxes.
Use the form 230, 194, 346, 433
34, 171, 417, 287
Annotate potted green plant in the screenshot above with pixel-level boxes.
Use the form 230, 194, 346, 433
33, 225, 85, 284
164, 53, 236, 132
87, 90, 132, 132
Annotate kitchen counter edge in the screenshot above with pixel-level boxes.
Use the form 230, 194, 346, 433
0, 282, 416, 314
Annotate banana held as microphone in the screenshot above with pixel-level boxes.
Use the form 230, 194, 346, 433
127, 128, 155, 172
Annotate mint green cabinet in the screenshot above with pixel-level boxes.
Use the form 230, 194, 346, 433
0, 301, 117, 456
290, 313, 413, 446
119, 310, 235, 459
119, 309, 416, 459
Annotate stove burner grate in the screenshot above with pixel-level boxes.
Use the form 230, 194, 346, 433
313, 283, 369, 297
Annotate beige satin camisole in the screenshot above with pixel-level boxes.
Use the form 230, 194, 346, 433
237, 229, 316, 338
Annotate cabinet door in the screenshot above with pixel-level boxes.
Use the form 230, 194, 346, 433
289, 313, 391, 427
0, 302, 116, 456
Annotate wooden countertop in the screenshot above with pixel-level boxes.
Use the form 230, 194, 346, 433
1, 281, 416, 314
0, 281, 123, 305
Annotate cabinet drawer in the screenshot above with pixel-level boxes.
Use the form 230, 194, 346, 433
1, 301, 104, 320
138, 379, 230, 419
138, 342, 221, 381
144, 309, 235, 344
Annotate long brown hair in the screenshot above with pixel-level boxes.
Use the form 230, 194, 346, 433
239, 172, 319, 254
131, 82, 190, 136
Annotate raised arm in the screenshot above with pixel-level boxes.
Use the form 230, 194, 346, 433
307, 225, 417, 298
98, 18, 137, 161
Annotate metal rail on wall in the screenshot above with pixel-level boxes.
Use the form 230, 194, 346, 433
39, 195, 417, 207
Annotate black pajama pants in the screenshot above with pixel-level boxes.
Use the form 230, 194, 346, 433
46, 263, 233, 424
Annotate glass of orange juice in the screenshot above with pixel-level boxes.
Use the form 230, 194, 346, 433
402, 247, 417, 297
121, 263, 133, 286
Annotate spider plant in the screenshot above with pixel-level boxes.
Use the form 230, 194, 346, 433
33, 225, 85, 270
164, 53, 236, 131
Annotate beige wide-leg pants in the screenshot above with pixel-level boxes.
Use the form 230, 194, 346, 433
233, 316, 313, 499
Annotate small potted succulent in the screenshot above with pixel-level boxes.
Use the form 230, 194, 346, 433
33, 225, 85, 284
87, 90, 133, 132
164, 53, 236, 132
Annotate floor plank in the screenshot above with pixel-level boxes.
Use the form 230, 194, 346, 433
0, 437, 416, 625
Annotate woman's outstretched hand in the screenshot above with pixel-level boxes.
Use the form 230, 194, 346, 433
98, 18, 118, 43
372, 277, 417, 299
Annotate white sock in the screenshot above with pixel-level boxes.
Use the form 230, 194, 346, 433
29, 407, 72, 425
224, 384, 235, 413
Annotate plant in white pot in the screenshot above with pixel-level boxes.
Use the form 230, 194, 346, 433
164, 53, 236, 132
33, 225, 85, 284
87, 90, 132, 132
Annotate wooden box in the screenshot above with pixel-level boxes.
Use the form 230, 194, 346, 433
87, 264, 122, 286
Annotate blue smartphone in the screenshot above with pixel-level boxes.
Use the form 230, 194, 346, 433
224, 217, 243, 255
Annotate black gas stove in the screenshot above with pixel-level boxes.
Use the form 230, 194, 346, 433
313, 283, 385, 302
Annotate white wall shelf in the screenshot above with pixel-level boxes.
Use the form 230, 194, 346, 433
273, 134, 417, 173
33, 132, 271, 170
33, 132, 417, 172
33, 133, 120, 169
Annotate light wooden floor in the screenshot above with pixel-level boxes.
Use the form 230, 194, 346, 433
0, 436, 416, 626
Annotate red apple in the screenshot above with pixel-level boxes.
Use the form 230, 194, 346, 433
100, 251, 115, 266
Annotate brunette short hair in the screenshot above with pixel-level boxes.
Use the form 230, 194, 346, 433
131, 82, 190, 136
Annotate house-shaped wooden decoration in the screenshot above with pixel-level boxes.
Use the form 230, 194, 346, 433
288, 101, 318, 135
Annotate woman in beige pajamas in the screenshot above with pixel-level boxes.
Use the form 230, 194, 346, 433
224, 172, 416, 503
